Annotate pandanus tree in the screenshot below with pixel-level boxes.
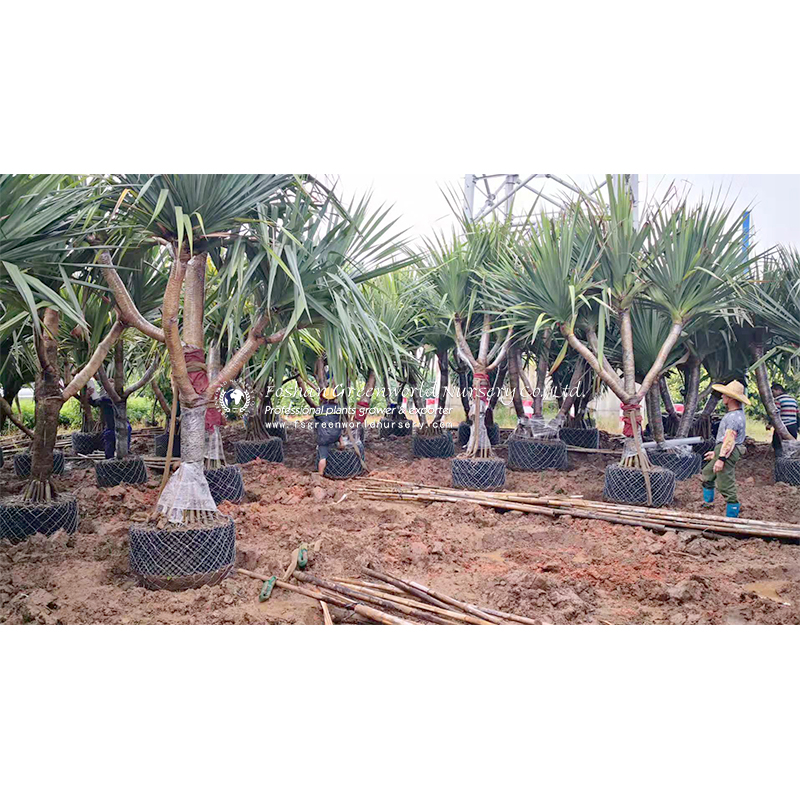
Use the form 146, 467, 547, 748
0, 175, 125, 509
740, 246, 800, 443
490, 177, 754, 502
423, 224, 513, 460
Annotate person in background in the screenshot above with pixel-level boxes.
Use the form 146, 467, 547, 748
769, 382, 798, 456
88, 378, 131, 460
315, 385, 344, 477
700, 380, 750, 518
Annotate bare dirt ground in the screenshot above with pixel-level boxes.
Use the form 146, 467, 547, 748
1, 424, 799, 624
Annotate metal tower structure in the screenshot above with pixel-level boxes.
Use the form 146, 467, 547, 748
463, 173, 639, 225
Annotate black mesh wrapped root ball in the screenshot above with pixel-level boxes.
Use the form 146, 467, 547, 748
393, 417, 412, 437
774, 457, 800, 486
235, 438, 283, 464
320, 447, 365, 479
646, 448, 702, 481
72, 431, 100, 455
0, 494, 79, 543
14, 450, 65, 478
412, 432, 455, 459
129, 515, 236, 591
558, 428, 600, 450
95, 456, 148, 488
154, 432, 181, 458
452, 457, 506, 490
205, 465, 245, 504
507, 438, 568, 471
603, 464, 676, 507
457, 421, 500, 448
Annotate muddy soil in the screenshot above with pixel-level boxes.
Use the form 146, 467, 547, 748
1, 426, 799, 624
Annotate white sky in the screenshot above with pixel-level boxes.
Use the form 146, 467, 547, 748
335, 174, 800, 251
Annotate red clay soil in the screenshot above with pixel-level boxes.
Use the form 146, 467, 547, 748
1, 425, 799, 624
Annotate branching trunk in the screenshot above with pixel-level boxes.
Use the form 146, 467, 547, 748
0, 395, 33, 439
675, 355, 700, 438
751, 343, 792, 440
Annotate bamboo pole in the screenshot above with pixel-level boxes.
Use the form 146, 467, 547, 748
364, 567, 508, 624
236, 569, 410, 625
327, 582, 496, 625
292, 572, 463, 625
320, 601, 333, 625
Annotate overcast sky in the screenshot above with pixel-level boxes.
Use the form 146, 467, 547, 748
335, 174, 800, 252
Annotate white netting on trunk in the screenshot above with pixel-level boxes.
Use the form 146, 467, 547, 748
205, 426, 225, 461
157, 405, 217, 523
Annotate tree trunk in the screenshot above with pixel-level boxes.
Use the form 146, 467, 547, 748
647, 384, 666, 443
751, 343, 792, 440
553, 357, 585, 429
27, 308, 63, 501
433, 347, 449, 427
79, 386, 94, 433
508, 346, 525, 422
533, 332, 551, 418
659, 376, 679, 430
455, 367, 471, 418
112, 400, 129, 458
675, 355, 701, 438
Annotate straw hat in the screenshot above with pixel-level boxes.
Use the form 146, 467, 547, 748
711, 379, 751, 406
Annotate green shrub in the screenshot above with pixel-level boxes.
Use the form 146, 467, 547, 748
1, 396, 164, 436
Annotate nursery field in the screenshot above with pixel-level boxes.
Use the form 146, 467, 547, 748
2, 423, 798, 625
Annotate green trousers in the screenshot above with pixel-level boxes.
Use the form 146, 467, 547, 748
701, 443, 744, 503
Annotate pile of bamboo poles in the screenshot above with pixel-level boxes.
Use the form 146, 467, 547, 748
237, 565, 537, 625
355, 478, 800, 542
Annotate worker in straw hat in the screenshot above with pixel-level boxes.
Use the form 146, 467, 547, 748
701, 379, 750, 518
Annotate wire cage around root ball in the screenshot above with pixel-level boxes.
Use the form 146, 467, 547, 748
154, 432, 181, 458
14, 450, 65, 479
319, 447, 365, 479
129, 515, 237, 591
452, 456, 506, 490
646, 448, 702, 481
603, 463, 676, 507
457, 421, 500, 448
507, 438, 569, 471
558, 428, 600, 450
412, 432, 455, 459
95, 456, 148, 488
774, 456, 800, 486
692, 438, 716, 457
0, 494, 79, 543
71, 431, 104, 455
235, 437, 284, 464
205, 465, 245, 504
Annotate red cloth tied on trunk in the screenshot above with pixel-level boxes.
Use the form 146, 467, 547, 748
354, 400, 370, 423
620, 402, 642, 438
473, 372, 490, 403
184, 345, 224, 431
